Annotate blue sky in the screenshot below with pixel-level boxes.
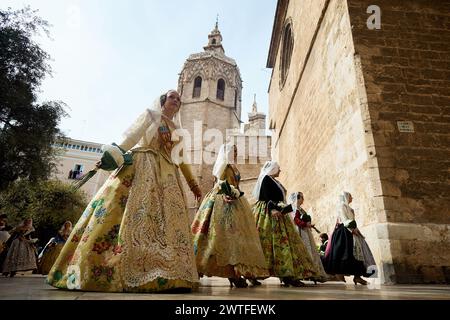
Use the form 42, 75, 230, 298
3, 0, 277, 144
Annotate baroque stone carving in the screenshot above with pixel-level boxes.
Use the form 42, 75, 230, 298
180, 53, 241, 88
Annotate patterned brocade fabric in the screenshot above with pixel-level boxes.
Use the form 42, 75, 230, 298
46, 122, 199, 292
2, 232, 37, 273
252, 201, 319, 279
191, 165, 269, 279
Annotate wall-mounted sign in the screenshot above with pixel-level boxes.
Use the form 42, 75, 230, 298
397, 121, 414, 133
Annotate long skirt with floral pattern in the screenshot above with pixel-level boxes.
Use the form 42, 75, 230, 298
46, 151, 199, 292
2, 238, 37, 273
191, 188, 269, 279
252, 201, 318, 280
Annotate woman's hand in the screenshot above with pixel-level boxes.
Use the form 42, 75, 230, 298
271, 209, 282, 219
223, 195, 234, 204
192, 185, 202, 202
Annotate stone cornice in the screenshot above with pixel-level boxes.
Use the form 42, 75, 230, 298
187, 51, 237, 67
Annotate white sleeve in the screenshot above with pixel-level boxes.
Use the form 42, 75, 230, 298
119, 109, 152, 151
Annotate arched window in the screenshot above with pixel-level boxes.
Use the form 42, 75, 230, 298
193, 76, 202, 98
212, 39, 216, 45
280, 22, 294, 87
217, 78, 225, 100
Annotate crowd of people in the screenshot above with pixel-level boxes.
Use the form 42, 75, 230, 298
0, 90, 377, 292
0, 215, 73, 278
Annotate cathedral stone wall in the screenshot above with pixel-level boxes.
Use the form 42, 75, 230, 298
180, 101, 239, 142
268, 0, 391, 284
348, 0, 450, 283
179, 80, 242, 219
267, 0, 450, 283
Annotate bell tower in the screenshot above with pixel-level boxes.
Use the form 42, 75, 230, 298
177, 20, 243, 217
204, 17, 225, 54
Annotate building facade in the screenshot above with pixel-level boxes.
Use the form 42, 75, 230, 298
177, 23, 271, 218
52, 138, 109, 199
231, 98, 272, 204
266, 0, 450, 284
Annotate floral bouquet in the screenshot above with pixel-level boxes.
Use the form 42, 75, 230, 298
218, 180, 243, 199
276, 201, 293, 214
215, 180, 241, 218
72, 143, 133, 191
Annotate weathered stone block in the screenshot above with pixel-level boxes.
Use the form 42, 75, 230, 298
268, 0, 450, 284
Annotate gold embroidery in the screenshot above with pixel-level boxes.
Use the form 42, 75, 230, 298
193, 166, 269, 278
119, 152, 198, 288
47, 112, 199, 292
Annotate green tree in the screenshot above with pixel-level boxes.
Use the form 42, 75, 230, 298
0, 179, 87, 246
0, 6, 67, 191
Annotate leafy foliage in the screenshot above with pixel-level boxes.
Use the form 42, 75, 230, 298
0, 179, 87, 246
0, 6, 68, 191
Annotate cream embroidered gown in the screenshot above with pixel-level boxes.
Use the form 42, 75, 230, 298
47, 109, 199, 292
191, 165, 268, 279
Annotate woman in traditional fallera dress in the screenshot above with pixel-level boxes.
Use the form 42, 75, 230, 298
191, 143, 268, 288
252, 161, 318, 287
38, 221, 72, 275
2, 218, 38, 277
288, 192, 328, 283
0, 214, 11, 255
322, 192, 377, 285
47, 90, 202, 292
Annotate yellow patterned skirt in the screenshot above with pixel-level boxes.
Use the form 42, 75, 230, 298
192, 188, 269, 279
46, 151, 199, 292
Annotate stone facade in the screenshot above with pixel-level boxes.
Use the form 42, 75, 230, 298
240, 100, 271, 203
267, 0, 450, 284
348, 0, 450, 283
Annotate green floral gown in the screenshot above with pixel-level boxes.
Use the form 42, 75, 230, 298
252, 176, 318, 280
